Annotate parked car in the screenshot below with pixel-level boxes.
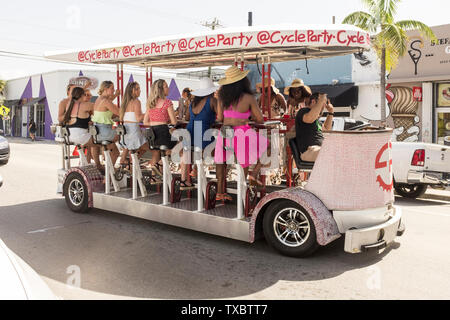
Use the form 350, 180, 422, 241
0, 239, 58, 300
0, 130, 9, 165
391, 142, 450, 198
323, 117, 450, 199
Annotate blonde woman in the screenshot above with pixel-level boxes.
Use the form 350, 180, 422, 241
144, 79, 177, 176
91, 81, 121, 168
119, 82, 150, 166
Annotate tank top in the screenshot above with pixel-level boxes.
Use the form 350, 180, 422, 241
92, 110, 114, 125
123, 112, 138, 122
147, 99, 171, 123
68, 102, 90, 129
186, 97, 216, 149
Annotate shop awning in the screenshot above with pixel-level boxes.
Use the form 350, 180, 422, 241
23, 97, 45, 107
3, 99, 21, 107
308, 83, 358, 107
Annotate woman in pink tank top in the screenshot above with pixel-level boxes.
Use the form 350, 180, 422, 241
215, 66, 269, 201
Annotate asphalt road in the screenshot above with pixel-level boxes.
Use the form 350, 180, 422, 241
0, 139, 449, 300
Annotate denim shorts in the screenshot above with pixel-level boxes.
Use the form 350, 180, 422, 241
95, 123, 116, 143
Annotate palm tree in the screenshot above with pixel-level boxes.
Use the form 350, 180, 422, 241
343, 0, 435, 124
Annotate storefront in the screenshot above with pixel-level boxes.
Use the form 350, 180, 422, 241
388, 24, 450, 145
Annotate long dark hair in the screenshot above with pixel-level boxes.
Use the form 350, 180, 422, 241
218, 77, 253, 109
63, 87, 84, 125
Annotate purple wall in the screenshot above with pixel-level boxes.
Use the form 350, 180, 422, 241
39, 76, 54, 140
167, 79, 181, 101
13, 77, 33, 137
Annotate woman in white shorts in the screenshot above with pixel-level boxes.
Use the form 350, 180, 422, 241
61, 87, 99, 167
119, 82, 151, 167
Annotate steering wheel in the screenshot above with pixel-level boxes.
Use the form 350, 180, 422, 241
348, 123, 372, 131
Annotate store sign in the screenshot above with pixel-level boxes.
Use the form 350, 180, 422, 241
69, 76, 98, 90
73, 29, 371, 63
0, 105, 10, 120
437, 83, 450, 107
413, 86, 423, 102
390, 24, 450, 80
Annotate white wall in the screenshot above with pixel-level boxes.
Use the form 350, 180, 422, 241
352, 84, 388, 122
6, 70, 200, 128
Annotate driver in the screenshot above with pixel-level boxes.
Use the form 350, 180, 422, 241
295, 92, 334, 162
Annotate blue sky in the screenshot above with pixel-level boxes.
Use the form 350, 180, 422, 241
1, 0, 449, 79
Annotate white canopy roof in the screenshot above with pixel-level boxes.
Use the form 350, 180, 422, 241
45, 24, 371, 69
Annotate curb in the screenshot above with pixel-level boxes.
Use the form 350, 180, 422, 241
418, 192, 450, 202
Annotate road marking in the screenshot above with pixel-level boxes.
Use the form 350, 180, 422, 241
27, 221, 91, 234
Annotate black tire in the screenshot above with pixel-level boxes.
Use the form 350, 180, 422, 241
63, 172, 90, 213
170, 176, 182, 203
263, 200, 319, 257
395, 183, 428, 199
205, 181, 217, 210
0, 160, 8, 166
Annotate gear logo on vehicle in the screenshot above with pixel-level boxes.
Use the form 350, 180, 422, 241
375, 142, 394, 192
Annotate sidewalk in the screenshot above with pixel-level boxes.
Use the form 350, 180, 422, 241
419, 188, 450, 202
5, 136, 57, 145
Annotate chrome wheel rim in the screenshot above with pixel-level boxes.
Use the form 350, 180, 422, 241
273, 208, 310, 247
68, 179, 85, 207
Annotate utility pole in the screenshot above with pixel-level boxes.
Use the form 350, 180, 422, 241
248, 12, 253, 26
201, 18, 223, 77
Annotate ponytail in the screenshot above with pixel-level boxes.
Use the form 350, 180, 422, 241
62, 87, 84, 125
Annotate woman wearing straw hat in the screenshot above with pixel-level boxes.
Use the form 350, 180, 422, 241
285, 79, 312, 118
215, 66, 269, 201
256, 77, 287, 118
179, 78, 219, 188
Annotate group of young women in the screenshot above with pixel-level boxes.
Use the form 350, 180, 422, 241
58, 65, 312, 202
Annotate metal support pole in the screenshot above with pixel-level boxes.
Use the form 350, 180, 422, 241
62, 144, 66, 170
268, 57, 272, 119
150, 66, 153, 87
116, 65, 121, 107
162, 153, 170, 205
261, 59, 266, 116
196, 149, 204, 212
146, 67, 149, 99
79, 147, 89, 167
237, 165, 245, 220
104, 149, 120, 194
105, 150, 111, 194
132, 154, 138, 200
120, 64, 124, 99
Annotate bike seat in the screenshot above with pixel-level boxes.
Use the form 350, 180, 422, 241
288, 138, 315, 170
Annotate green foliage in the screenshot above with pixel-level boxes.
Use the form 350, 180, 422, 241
343, 0, 436, 72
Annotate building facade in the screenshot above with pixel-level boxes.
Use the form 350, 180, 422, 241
387, 24, 450, 145
3, 69, 199, 140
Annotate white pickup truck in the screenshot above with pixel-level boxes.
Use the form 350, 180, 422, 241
322, 117, 450, 199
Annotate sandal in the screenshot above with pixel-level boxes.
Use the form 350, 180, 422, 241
248, 175, 264, 187
216, 193, 233, 201
149, 163, 162, 177
180, 180, 193, 189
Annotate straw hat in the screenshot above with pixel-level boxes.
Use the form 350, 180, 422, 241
218, 66, 250, 86
191, 78, 219, 97
284, 78, 311, 96
256, 77, 280, 95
